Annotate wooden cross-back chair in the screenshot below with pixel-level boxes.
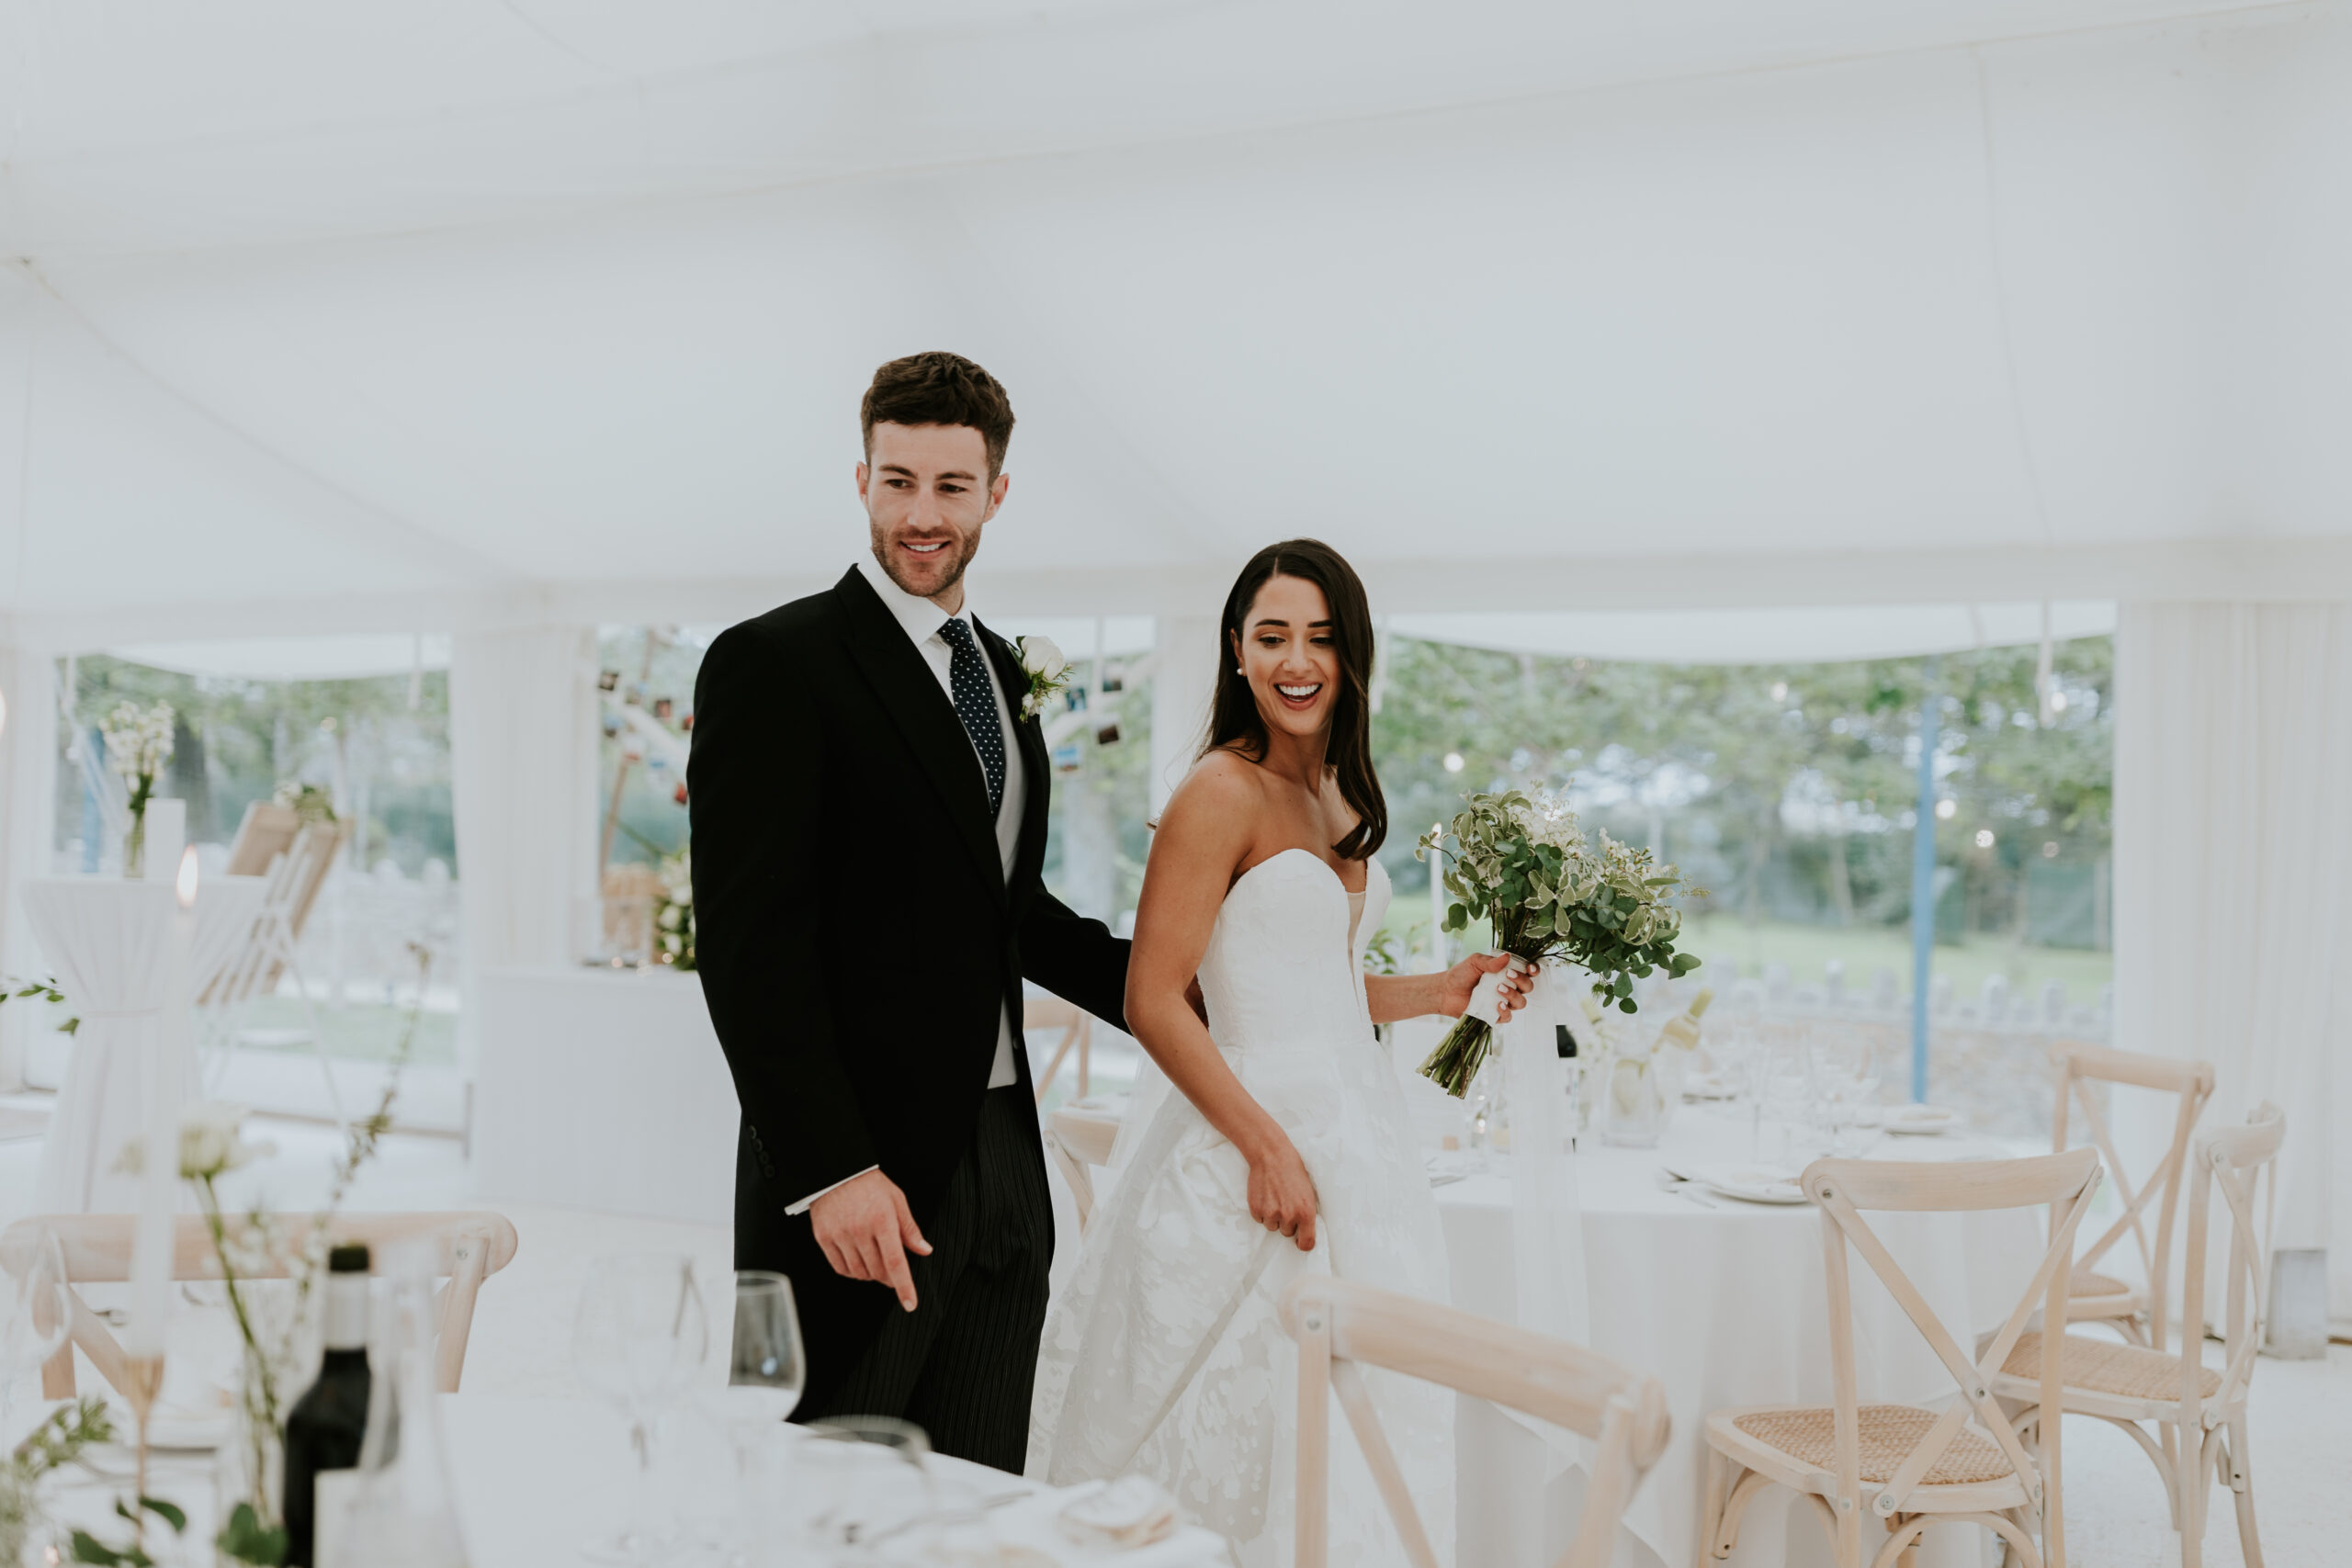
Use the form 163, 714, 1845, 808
1042, 1105, 1121, 1233
4, 1212, 517, 1399
1280, 1275, 1670, 1568
1026, 995, 1093, 1105
1992, 1103, 2283, 1568
1699, 1149, 2101, 1568
2049, 1042, 2214, 1346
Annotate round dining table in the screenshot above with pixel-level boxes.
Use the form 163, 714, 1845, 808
1432, 1099, 2041, 1568
27, 1391, 1234, 1566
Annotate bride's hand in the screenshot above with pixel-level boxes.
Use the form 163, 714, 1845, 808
1435, 953, 1532, 1021
1244, 1133, 1319, 1252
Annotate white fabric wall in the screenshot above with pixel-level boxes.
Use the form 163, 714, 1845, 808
0, 648, 57, 1088
1148, 615, 1220, 816
2113, 604, 2352, 1319
448, 625, 599, 1077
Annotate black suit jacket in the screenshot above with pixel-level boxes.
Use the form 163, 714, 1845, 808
688, 566, 1129, 1407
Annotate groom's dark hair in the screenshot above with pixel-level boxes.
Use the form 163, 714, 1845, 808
861, 352, 1016, 478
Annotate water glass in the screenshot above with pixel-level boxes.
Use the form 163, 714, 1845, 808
697, 1271, 805, 1564
1757, 1036, 1819, 1166
572, 1253, 708, 1563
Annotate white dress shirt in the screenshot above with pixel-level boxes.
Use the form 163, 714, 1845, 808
786, 554, 1028, 1215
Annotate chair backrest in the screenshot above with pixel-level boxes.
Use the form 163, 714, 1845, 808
1279, 1274, 1669, 1568
3, 1211, 518, 1398
1025, 994, 1092, 1104
2179, 1103, 2285, 1422
223, 800, 302, 878
2049, 1041, 2214, 1343
1043, 1106, 1122, 1231
1803, 1149, 2101, 1562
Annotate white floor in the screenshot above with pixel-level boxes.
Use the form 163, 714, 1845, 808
0, 1094, 2340, 1568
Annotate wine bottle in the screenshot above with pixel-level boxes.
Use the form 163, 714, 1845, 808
285, 1243, 373, 1567
1653, 986, 1714, 1052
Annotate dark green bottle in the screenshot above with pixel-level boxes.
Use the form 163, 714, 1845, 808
283, 1243, 372, 1567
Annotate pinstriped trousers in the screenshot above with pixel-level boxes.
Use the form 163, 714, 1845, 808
798, 1087, 1053, 1472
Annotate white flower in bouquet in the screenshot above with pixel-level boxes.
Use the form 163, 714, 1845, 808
1015, 635, 1074, 720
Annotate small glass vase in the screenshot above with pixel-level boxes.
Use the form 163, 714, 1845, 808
1600, 1051, 1680, 1148
121, 811, 147, 880
215, 1396, 285, 1563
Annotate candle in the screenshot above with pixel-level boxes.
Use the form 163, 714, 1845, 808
142, 800, 187, 886
126, 848, 198, 1358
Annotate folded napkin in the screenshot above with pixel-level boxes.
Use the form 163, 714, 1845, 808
927, 1479, 1230, 1568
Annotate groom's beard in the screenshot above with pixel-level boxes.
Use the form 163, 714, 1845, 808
871, 523, 982, 602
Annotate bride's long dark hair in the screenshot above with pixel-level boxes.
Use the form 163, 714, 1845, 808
1200, 538, 1386, 861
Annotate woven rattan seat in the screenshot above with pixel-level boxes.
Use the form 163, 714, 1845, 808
2001, 1330, 2222, 1402
1730, 1404, 2013, 1485
2070, 1267, 2133, 1299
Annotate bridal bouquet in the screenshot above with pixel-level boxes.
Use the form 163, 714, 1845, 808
1415, 789, 1701, 1098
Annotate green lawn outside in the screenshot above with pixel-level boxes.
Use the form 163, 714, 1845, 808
235, 996, 459, 1066
1371, 905, 2110, 1008
1680, 914, 2113, 1003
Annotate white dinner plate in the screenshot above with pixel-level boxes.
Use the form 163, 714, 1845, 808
1884, 1104, 1965, 1135
1673, 1162, 1810, 1204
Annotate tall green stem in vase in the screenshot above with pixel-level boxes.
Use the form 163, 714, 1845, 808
122, 773, 154, 879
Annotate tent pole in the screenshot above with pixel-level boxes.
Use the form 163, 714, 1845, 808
1909, 659, 1939, 1103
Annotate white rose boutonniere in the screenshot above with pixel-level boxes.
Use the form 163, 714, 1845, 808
1015, 635, 1073, 721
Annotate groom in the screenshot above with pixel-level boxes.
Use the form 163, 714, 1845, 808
689, 352, 1130, 1471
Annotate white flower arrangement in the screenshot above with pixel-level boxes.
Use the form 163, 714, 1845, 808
113, 1100, 277, 1180
98, 699, 175, 791
653, 849, 695, 969
1015, 635, 1073, 721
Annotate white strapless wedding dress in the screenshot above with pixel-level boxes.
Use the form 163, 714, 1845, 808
1028, 851, 1453, 1566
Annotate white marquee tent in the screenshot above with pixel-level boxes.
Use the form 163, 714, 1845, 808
0, 0, 2344, 1313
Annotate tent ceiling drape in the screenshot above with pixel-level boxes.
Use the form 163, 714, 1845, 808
2, 0, 2349, 649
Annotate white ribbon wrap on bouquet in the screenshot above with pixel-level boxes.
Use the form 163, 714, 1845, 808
1496, 961, 1593, 1487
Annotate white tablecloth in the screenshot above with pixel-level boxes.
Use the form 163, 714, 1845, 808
28, 1393, 1229, 1566
1435, 1105, 2039, 1568
23, 875, 267, 1213
470, 966, 740, 1225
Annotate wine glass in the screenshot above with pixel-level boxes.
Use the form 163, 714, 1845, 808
0, 1226, 70, 1426
696, 1271, 804, 1564
571, 1253, 708, 1563
1814, 1036, 1882, 1155
1757, 1034, 1819, 1168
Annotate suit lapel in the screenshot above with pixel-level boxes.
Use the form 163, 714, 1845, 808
977, 617, 1052, 906
833, 569, 1006, 904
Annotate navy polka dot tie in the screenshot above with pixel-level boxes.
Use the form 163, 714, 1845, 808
937, 618, 1006, 819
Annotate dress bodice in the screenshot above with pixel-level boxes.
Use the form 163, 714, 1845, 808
1197, 850, 1390, 1055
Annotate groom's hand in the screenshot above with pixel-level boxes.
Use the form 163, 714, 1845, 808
810, 1169, 933, 1312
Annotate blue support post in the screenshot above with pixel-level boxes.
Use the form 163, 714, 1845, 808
1908, 660, 1939, 1103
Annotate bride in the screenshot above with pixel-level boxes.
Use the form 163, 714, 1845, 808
1027, 538, 1528, 1565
